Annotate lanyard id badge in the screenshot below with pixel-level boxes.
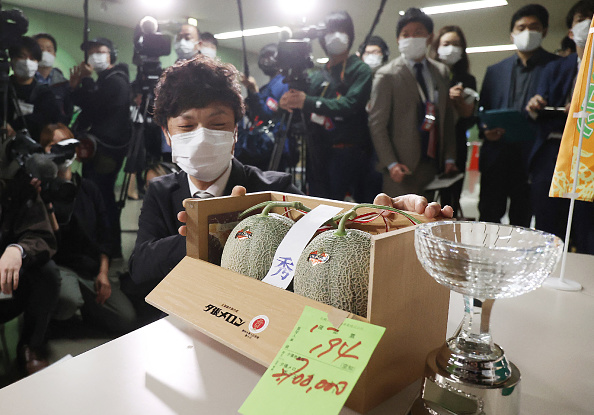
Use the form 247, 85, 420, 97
421, 101, 436, 132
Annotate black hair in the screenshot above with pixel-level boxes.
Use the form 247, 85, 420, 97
319, 10, 355, 55
510, 4, 549, 32
8, 36, 42, 62
33, 33, 58, 52
258, 43, 279, 77
200, 32, 218, 48
153, 55, 244, 127
358, 35, 390, 63
561, 36, 577, 53
397, 8, 433, 38
566, 0, 594, 29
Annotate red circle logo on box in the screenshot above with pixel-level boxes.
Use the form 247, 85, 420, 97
249, 315, 269, 334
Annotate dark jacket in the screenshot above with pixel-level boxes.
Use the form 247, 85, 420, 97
34, 68, 74, 125
128, 159, 301, 291
479, 48, 559, 171
71, 63, 131, 152
528, 53, 578, 170
53, 174, 115, 279
2, 77, 61, 141
0, 185, 56, 268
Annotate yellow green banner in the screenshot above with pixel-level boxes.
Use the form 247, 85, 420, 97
550, 20, 594, 201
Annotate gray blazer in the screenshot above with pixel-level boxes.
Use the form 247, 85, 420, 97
367, 56, 456, 172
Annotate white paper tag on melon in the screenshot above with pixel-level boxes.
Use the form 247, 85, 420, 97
262, 204, 343, 289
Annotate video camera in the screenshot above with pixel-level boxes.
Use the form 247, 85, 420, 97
277, 24, 326, 91
133, 16, 171, 95
1, 130, 78, 205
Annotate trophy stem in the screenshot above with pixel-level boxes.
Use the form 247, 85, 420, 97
449, 296, 500, 360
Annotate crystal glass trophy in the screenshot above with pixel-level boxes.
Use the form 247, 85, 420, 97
411, 221, 563, 415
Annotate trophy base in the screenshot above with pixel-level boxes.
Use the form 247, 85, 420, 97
409, 346, 521, 415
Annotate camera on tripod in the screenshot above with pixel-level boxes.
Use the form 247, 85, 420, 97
276, 24, 326, 91
132, 16, 171, 94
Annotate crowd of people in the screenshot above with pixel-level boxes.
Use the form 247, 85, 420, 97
0, 1, 592, 378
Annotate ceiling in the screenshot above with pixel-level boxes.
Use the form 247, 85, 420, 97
5, 0, 571, 58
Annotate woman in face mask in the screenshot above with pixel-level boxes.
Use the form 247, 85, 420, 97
430, 26, 478, 217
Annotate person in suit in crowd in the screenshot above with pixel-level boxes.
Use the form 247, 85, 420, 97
127, 56, 454, 324
525, 0, 594, 254
431, 25, 478, 217
478, 3, 558, 227
368, 8, 457, 200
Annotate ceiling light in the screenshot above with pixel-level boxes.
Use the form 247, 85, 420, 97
400, 0, 507, 16
214, 26, 283, 40
187, 17, 198, 27
278, 0, 315, 16
316, 58, 329, 64
466, 44, 517, 53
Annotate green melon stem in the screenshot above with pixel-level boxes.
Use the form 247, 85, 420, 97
333, 203, 422, 236
239, 201, 311, 218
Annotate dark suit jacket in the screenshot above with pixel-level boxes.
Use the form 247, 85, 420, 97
528, 53, 578, 170
479, 48, 559, 171
128, 159, 301, 292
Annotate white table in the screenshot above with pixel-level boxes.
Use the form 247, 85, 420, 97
0, 253, 592, 414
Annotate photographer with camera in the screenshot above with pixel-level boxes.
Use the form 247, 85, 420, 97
1, 36, 61, 142
70, 37, 131, 259
38, 124, 136, 333
0, 173, 61, 375
279, 10, 379, 202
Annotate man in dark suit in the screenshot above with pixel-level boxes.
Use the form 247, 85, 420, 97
127, 56, 454, 324
478, 4, 558, 227
525, 0, 594, 254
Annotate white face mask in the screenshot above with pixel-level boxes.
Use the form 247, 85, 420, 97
572, 19, 592, 48
13, 59, 38, 79
398, 37, 428, 61
88, 53, 110, 72
363, 53, 382, 69
175, 39, 198, 60
512, 30, 543, 52
200, 47, 217, 59
169, 127, 234, 182
39, 51, 55, 68
324, 32, 349, 56
438, 45, 463, 66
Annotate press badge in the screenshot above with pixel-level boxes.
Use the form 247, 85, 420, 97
421, 101, 436, 132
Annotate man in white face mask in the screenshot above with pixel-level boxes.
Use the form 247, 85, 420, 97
70, 37, 131, 259
33, 33, 73, 124
477, 4, 558, 228
368, 8, 457, 199
2, 36, 61, 141
280, 10, 382, 203
127, 56, 455, 322
174, 24, 201, 61
358, 35, 390, 73
524, 0, 594, 255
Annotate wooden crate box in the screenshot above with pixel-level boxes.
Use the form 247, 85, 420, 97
146, 192, 449, 413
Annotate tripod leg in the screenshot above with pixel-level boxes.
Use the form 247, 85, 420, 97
268, 111, 293, 171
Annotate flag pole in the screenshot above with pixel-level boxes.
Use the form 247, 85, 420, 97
543, 28, 594, 292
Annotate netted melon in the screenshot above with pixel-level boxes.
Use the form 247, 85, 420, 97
293, 204, 421, 317
220, 201, 308, 280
